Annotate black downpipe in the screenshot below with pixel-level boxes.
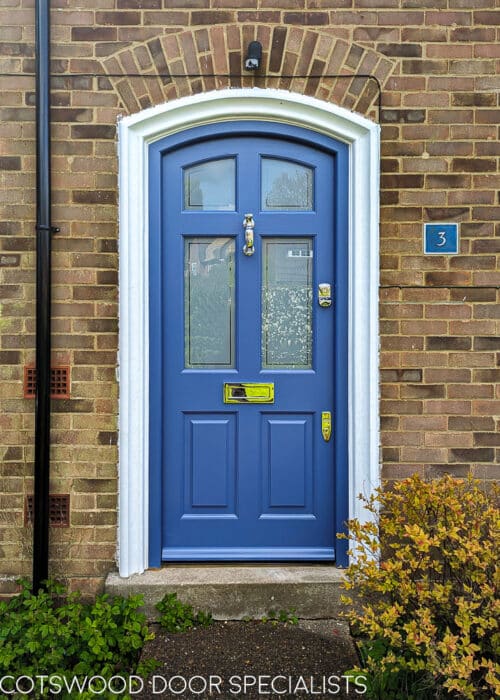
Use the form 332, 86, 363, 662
33, 0, 55, 593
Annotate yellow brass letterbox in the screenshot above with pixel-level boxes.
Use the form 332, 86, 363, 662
223, 382, 274, 404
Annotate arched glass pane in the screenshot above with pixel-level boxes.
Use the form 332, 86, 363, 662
184, 158, 236, 211
261, 158, 313, 211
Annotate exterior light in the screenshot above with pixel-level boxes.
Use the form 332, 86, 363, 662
244, 41, 262, 71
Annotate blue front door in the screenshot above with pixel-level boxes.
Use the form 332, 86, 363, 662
149, 123, 348, 562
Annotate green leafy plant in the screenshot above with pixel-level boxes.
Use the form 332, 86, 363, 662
155, 592, 213, 633
340, 474, 500, 699
261, 608, 298, 626
0, 579, 154, 699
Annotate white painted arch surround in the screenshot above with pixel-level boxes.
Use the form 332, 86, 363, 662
117, 88, 380, 577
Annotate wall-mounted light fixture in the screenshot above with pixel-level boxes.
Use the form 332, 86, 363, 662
244, 41, 262, 71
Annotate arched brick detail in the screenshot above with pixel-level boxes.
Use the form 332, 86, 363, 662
103, 24, 396, 119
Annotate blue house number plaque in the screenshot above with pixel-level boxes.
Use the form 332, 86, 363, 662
424, 223, 459, 255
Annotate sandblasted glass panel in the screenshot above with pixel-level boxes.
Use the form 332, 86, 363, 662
185, 237, 235, 368
262, 238, 313, 369
184, 158, 236, 211
262, 158, 313, 211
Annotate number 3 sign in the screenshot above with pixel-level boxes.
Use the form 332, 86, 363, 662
424, 223, 459, 255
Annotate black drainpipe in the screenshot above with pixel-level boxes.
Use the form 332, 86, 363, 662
33, 0, 57, 593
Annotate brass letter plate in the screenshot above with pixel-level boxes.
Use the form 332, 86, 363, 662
224, 382, 274, 404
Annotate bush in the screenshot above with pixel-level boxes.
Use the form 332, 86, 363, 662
0, 579, 154, 698
340, 474, 500, 699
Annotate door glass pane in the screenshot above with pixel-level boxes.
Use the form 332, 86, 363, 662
262, 238, 313, 369
262, 158, 313, 211
185, 237, 235, 368
184, 158, 236, 211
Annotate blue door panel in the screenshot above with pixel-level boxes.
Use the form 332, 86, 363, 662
184, 414, 237, 513
149, 122, 348, 564
262, 415, 312, 511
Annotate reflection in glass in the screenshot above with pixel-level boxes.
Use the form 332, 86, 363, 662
185, 238, 235, 368
184, 158, 236, 211
262, 238, 313, 369
262, 158, 313, 211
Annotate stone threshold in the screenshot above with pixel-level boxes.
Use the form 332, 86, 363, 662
105, 564, 346, 620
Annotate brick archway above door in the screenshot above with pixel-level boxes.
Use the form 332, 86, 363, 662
103, 24, 396, 119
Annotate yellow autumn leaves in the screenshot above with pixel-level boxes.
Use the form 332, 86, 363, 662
339, 474, 499, 699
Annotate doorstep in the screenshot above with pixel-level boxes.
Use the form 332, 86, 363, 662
105, 564, 346, 620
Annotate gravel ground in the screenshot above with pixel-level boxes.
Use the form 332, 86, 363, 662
136, 619, 363, 699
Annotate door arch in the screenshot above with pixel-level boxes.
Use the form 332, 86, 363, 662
118, 89, 380, 576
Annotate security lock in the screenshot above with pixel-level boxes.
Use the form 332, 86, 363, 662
318, 283, 332, 307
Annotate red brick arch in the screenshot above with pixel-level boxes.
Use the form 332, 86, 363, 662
103, 24, 396, 119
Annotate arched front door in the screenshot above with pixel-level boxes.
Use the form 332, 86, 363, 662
148, 122, 348, 563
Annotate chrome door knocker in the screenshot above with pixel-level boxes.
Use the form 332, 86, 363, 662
243, 213, 255, 256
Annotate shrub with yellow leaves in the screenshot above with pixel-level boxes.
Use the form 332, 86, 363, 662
340, 474, 499, 699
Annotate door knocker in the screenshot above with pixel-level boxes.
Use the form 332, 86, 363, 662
243, 213, 255, 256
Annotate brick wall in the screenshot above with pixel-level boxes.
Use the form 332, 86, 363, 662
0, 1, 499, 594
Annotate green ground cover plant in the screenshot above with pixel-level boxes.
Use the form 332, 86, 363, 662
0, 579, 154, 699
340, 474, 500, 699
155, 591, 213, 633
261, 608, 299, 626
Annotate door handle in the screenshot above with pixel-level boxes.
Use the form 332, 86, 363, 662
242, 213, 255, 256
321, 411, 332, 441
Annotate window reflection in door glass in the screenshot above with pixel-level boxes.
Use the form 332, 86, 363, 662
185, 237, 235, 368
262, 238, 313, 369
261, 158, 313, 211
184, 158, 236, 211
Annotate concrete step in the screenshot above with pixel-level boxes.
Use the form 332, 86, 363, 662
105, 565, 346, 620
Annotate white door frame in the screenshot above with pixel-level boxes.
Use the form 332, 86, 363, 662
117, 88, 380, 577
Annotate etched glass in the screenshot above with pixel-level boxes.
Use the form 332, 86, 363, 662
262, 238, 313, 369
185, 237, 235, 368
